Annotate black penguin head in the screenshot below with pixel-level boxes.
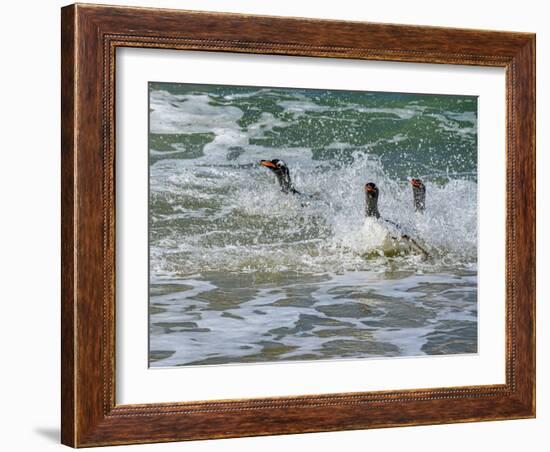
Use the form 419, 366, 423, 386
365, 182, 379, 198
410, 178, 424, 190
260, 159, 288, 173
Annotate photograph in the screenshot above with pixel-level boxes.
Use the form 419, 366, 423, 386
51, 1, 536, 448
148, 82, 479, 367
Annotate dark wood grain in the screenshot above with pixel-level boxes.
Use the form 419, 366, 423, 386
61, 3, 536, 447
60, 5, 76, 446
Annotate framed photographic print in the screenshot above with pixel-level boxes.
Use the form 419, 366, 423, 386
61, 3, 535, 447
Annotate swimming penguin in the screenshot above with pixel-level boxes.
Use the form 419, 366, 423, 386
410, 178, 426, 212
364, 182, 381, 218
259, 159, 301, 195
364, 181, 430, 258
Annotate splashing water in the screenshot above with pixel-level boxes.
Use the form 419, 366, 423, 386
148, 83, 478, 367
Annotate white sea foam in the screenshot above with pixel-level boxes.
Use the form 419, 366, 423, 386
150, 151, 477, 278
148, 89, 477, 278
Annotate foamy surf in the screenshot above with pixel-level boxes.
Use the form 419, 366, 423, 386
148, 82, 478, 366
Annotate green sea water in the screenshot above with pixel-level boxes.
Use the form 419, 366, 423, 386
148, 82, 478, 367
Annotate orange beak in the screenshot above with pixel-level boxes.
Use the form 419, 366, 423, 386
365, 185, 375, 193
410, 179, 422, 188
260, 160, 277, 169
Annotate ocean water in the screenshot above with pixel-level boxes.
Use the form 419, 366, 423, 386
148, 82, 478, 367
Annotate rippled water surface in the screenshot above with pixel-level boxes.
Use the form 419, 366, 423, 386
148, 82, 478, 367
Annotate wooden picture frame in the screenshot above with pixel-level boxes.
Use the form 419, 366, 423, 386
61, 3, 535, 447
